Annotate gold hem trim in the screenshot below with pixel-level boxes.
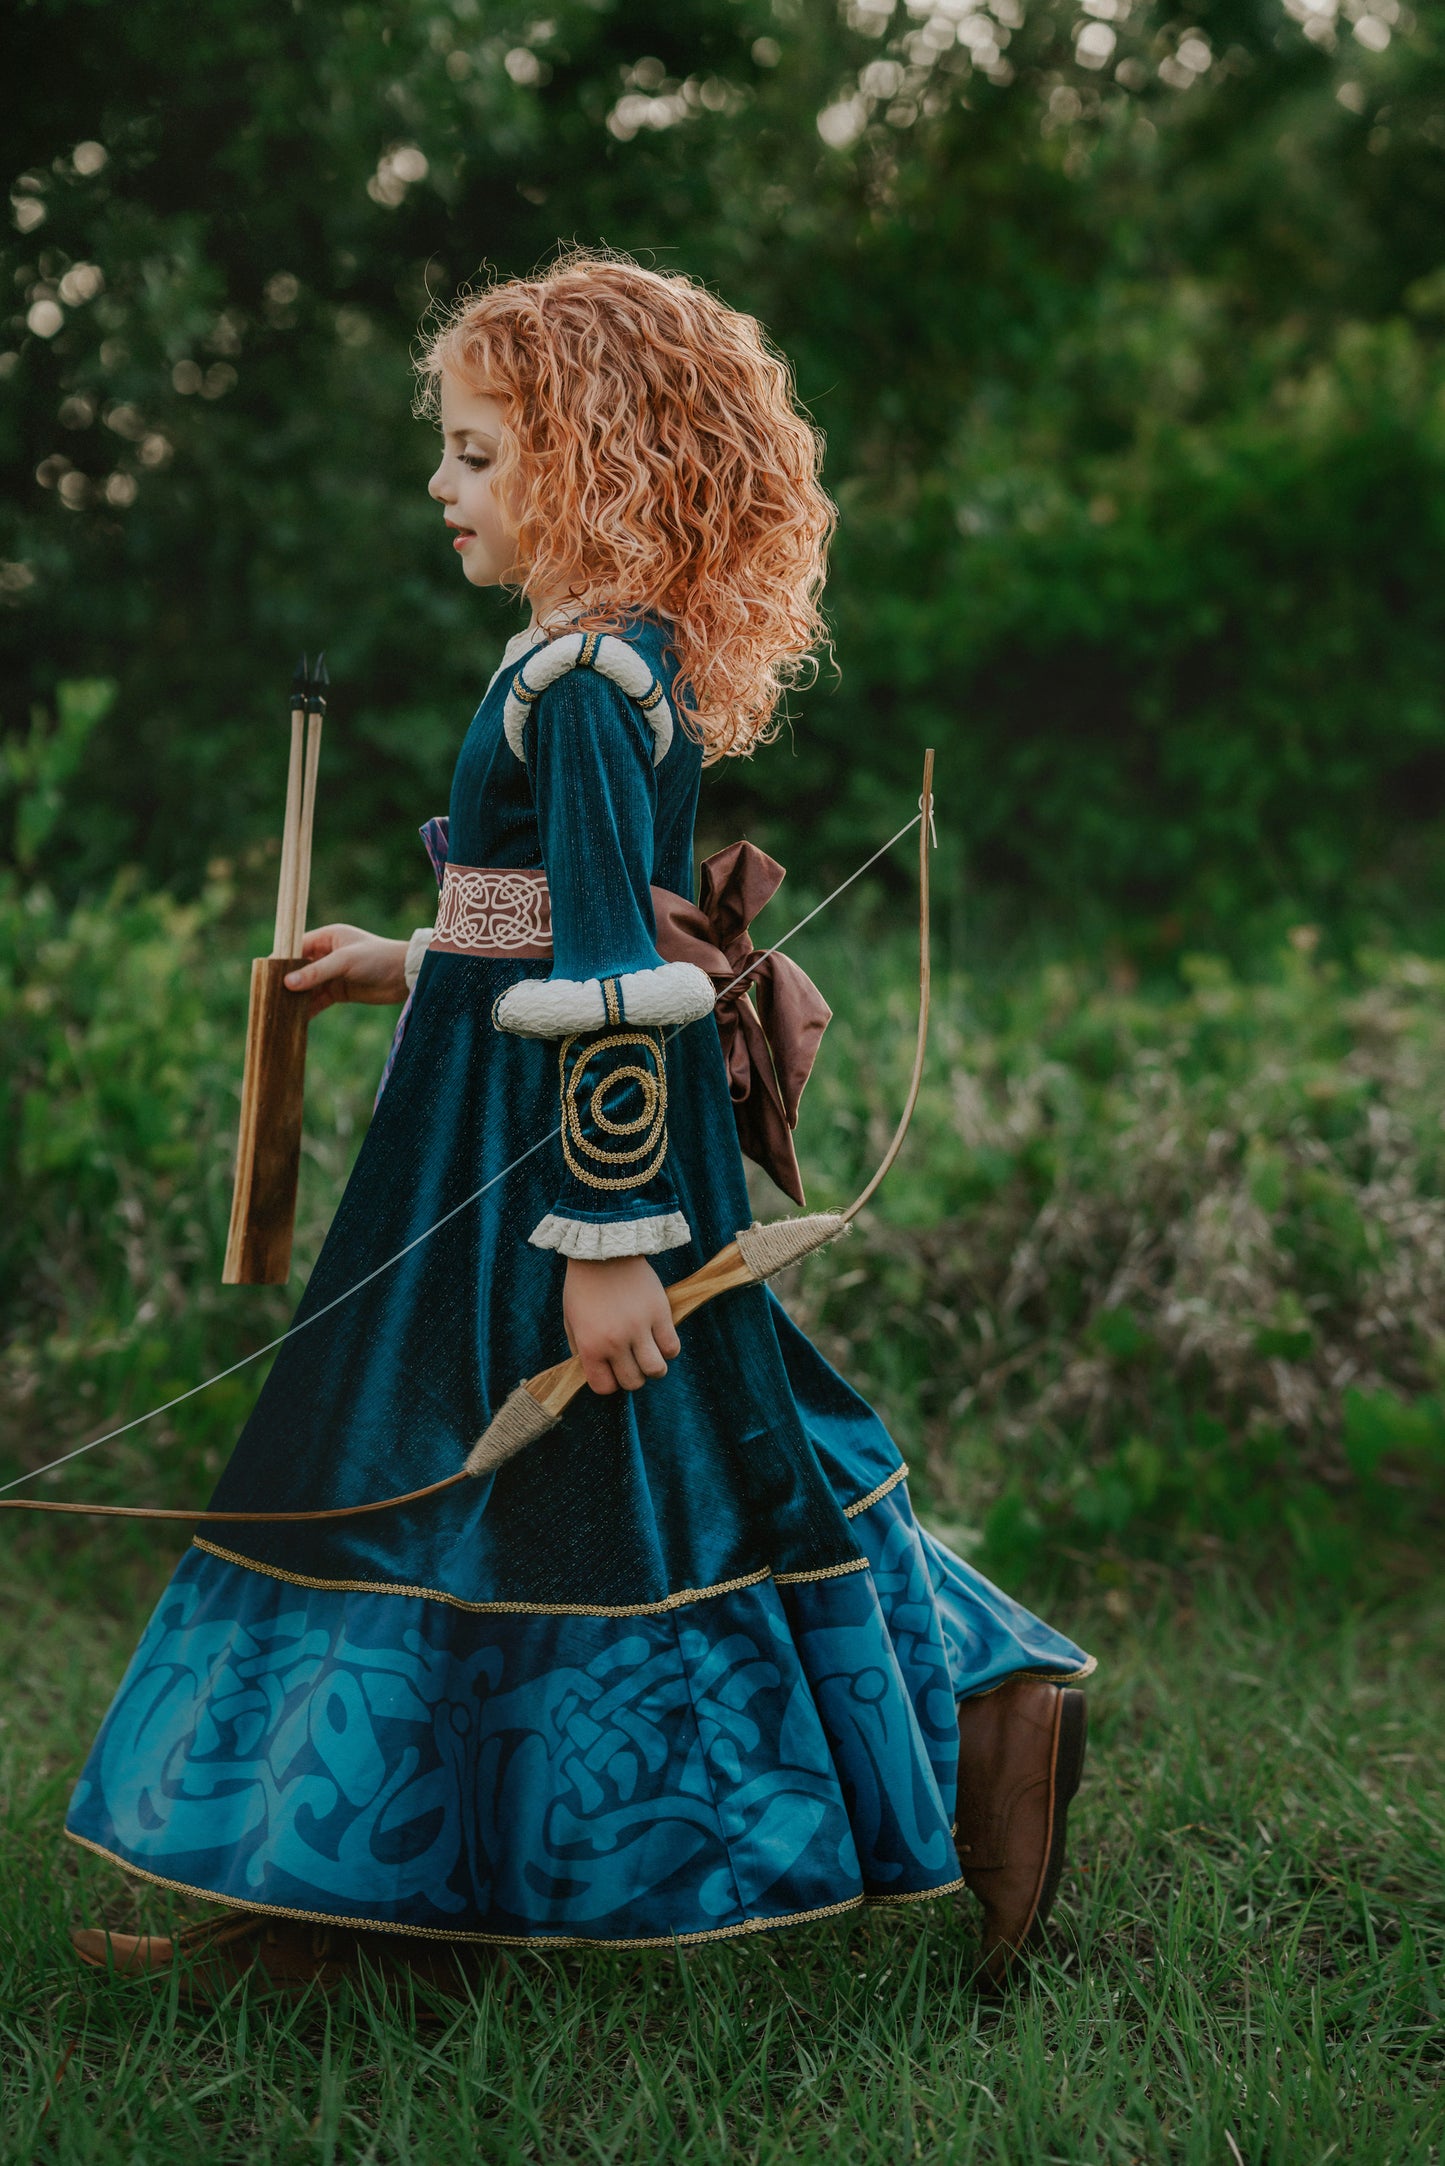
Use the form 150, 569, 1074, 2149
65, 1832, 964, 1950
842, 1464, 909, 1517
958, 1653, 1098, 1699
191, 1541, 875, 1616
867, 1875, 968, 1905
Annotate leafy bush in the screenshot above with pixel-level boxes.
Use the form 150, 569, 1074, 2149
826, 316, 1445, 921
4, 861, 1444, 1585
0, 859, 393, 1511
792, 926, 1445, 1582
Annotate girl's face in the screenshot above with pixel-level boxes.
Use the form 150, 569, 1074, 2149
428, 375, 519, 590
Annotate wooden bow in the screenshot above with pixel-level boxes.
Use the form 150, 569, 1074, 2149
222, 656, 328, 1287
0, 751, 934, 1524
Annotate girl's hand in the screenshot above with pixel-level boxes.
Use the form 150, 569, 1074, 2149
284, 924, 411, 1010
563, 1256, 682, 1395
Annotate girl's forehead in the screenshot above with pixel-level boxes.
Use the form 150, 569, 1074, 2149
439, 374, 508, 437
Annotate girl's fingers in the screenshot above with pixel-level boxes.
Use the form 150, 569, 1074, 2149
636, 1334, 670, 1381
578, 1340, 668, 1392
608, 1346, 648, 1392
284, 945, 353, 992
655, 1318, 681, 1361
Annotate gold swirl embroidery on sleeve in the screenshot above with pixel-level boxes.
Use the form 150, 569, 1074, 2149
559, 1030, 669, 1189
589, 1065, 658, 1134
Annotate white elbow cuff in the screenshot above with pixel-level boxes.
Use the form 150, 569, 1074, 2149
493, 959, 715, 1039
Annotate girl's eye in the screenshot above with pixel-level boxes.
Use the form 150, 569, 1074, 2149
460, 453, 491, 473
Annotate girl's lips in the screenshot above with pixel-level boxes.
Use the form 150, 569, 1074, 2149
451, 528, 474, 551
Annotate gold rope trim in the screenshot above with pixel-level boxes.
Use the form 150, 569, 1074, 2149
65, 1831, 965, 1949
67, 1836, 922, 1958
868, 1875, 968, 1905
193, 1541, 778, 1617
773, 1557, 870, 1587
193, 1476, 1093, 1672
590, 1065, 656, 1134
842, 1464, 910, 1518
959, 1654, 1098, 1697
192, 1543, 884, 1616
559, 1029, 669, 1189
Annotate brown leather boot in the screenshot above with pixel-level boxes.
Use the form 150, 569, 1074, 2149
71, 1927, 178, 1975
954, 1673, 1088, 1991
72, 1913, 477, 2000
71, 1912, 280, 1988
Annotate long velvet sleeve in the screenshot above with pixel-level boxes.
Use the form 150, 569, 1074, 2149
492, 658, 714, 1257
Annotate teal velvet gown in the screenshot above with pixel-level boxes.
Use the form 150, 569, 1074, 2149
66, 613, 1092, 1948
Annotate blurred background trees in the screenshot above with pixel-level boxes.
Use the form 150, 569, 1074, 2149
5, 0, 1445, 1572
4, 0, 1444, 928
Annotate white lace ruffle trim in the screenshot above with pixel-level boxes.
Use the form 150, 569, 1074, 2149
403, 926, 434, 992
502, 630, 674, 764
528, 1211, 692, 1259
493, 959, 715, 1039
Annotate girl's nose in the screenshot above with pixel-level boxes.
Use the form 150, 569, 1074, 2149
427, 464, 452, 503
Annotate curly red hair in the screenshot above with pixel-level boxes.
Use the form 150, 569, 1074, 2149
417, 250, 835, 760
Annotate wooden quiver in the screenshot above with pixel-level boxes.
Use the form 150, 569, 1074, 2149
222, 957, 313, 1286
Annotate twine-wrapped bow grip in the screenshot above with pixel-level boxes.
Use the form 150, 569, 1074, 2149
653, 840, 831, 1207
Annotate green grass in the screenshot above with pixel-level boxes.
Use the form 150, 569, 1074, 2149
2, 1554, 1440, 2164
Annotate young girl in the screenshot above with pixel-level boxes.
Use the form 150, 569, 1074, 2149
67, 252, 1091, 1992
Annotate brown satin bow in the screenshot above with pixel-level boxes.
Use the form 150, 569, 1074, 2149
653, 840, 831, 1207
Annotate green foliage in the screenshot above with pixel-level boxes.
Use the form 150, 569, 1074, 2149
0, 677, 113, 867
4, 846, 1444, 1583
4, 0, 1445, 920
0, 856, 394, 1510
787, 920, 1445, 1581
847, 314, 1445, 917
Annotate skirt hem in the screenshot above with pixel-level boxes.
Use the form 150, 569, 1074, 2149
960, 1653, 1098, 1690
64, 1828, 967, 1949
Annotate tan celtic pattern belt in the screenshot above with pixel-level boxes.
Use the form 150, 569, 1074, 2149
431, 865, 554, 960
